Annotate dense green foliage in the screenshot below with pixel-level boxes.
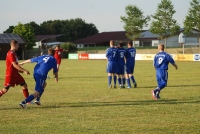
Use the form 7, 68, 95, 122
61, 42, 77, 52
0, 60, 200, 133
149, 0, 180, 46
13, 23, 36, 49
184, 0, 200, 34
3, 18, 99, 42
121, 5, 150, 44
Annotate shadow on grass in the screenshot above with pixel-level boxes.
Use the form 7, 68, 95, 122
1, 99, 200, 110
137, 84, 200, 89
39, 99, 200, 109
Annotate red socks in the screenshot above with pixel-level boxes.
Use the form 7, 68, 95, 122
23, 89, 29, 98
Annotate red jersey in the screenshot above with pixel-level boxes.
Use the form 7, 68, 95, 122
6, 50, 19, 76
54, 48, 63, 60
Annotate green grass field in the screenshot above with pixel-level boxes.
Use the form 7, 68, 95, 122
0, 60, 200, 134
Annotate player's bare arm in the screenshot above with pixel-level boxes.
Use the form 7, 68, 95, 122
173, 64, 178, 70
19, 59, 31, 66
54, 72, 58, 82
12, 62, 30, 75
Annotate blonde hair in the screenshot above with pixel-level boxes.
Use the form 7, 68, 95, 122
159, 44, 165, 51
110, 40, 115, 46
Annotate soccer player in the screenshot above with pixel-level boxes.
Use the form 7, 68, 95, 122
125, 41, 137, 88
19, 48, 58, 108
152, 44, 178, 100
116, 42, 126, 88
0, 40, 30, 99
54, 44, 68, 71
106, 40, 118, 89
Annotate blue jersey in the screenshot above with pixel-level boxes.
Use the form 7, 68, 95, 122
126, 47, 136, 66
31, 55, 58, 77
154, 52, 175, 70
106, 47, 118, 62
117, 47, 126, 65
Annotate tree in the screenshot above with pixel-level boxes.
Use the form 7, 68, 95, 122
13, 22, 36, 49
25, 21, 41, 35
149, 0, 180, 48
184, 0, 200, 34
3, 26, 15, 33
61, 42, 77, 52
121, 5, 150, 46
4, 18, 99, 42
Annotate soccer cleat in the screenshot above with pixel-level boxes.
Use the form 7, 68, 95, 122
19, 101, 26, 109
156, 92, 161, 99
108, 85, 112, 89
134, 83, 137, 88
35, 101, 41, 106
119, 85, 122, 89
114, 85, 117, 89
127, 86, 132, 89
151, 90, 158, 100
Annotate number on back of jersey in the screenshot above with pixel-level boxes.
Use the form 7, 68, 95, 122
43, 57, 50, 63
158, 57, 163, 64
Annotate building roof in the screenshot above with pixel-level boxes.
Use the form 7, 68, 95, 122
73, 30, 158, 44
73, 28, 200, 45
73, 31, 128, 44
0, 33, 26, 44
35, 34, 65, 42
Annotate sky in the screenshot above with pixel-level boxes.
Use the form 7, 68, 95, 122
0, 0, 192, 33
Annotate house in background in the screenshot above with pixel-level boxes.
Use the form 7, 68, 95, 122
34, 34, 65, 48
0, 33, 26, 60
73, 28, 200, 48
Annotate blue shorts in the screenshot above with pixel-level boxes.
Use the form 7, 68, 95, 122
117, 64, 125, 75
34, 74, 46, 92
125, 64, 135, 74
107, 61, 118, 73
156, 69, 168, 89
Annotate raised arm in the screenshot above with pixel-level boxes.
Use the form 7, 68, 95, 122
19, 59, 31, 66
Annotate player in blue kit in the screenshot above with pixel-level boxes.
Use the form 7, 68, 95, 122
106, 40, 118, 89
116, 42, 126, 88
152, 44, 178, 100
19, 48, 58, 108
125, 41, 137, 88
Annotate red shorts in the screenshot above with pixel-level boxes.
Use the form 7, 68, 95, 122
4, 74, 25, 87
55, 58, 61, 64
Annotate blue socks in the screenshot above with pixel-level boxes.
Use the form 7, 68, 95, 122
108, 76, 112, 86
123, 78, 126, 85
126, 79, 131, 87
36, 89, 44, 101
114, 76, 117, 86
130, 76, 136, 84
118, 78, 122, 85
25, 95, 35, 103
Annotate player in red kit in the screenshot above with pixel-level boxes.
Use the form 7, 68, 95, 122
54, 44, 68, 71
0, 40, 30, 99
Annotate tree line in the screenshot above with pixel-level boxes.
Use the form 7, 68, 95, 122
4, 18, 99, 49
121, 0, 200, 47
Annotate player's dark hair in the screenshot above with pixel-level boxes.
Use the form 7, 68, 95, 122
10, 40, 18, 46
56, 44, 60, 48
48, 48, 55, 56
128, 41, 133, 46
119, 42, 123, 47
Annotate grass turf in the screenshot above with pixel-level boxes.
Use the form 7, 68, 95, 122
0, 60, 200, 134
